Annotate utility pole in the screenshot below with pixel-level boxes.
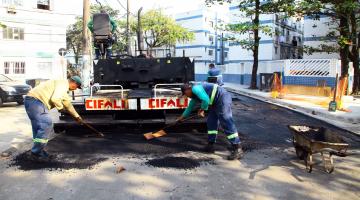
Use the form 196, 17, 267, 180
137, 7, 144, 55
82, 0, 91, 92
126, 0, 132, 55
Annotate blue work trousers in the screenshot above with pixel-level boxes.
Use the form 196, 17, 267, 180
207, 91, 240, 144
24, 97, 52, 154
95, 48, 112, 59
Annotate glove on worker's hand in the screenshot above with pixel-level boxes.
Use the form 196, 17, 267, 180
176, 116, 185, 123
198, 109, 205, 118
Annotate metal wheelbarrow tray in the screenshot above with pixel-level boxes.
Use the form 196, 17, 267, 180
288, 125, 349, 173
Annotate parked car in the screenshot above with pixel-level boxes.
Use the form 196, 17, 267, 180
0, 74, 32, 106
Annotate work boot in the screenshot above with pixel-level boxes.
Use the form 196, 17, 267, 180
203, 142, 215, 153
30, 150, 54, 162
227, 144, 244, 160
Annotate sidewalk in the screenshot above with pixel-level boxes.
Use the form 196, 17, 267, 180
0, 104, 59, 155
0, 104, 32, 154
224, 83, 360, 136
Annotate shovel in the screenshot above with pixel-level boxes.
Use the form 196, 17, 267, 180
144, 115, 198, 140
70, 115, 105, 137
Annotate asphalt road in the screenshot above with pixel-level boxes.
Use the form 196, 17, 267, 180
0, 93, 359, 200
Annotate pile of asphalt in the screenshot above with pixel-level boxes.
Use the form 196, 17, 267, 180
10, 94, 357, 171
10, 151, 107, 171
145, 156, 214, 170
9, 126, 231, 171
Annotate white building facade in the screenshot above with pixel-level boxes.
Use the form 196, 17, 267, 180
0, 0, 81, 82
174, 3, 304, 85
303, 15, 339, 59
175, 7, 230, 81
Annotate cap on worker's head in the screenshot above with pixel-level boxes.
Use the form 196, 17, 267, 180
70, 76, 82, 89
181, 83, 192, 94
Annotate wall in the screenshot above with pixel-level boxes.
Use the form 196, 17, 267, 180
0, 0, 81, 81
303, 15, 339, 59
195, 59, 339, 88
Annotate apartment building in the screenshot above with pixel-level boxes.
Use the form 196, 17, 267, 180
0, 0, 82, 81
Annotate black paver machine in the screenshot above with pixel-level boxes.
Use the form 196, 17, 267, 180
54, 13, 200, 131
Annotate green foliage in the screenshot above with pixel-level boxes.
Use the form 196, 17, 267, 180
139, 9, 195, 48
206, 0, 295, 89
0, 22, 6, 28
297, 0, 359, 50
66, 17, 83, 64
226, 22, 272, 51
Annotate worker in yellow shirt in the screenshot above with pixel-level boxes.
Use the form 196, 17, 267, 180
25, 76, 83, 161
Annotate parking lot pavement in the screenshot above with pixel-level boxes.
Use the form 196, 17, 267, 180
0, 94, 359, 200
0, 103, 32, 153
0, 103, 59, 154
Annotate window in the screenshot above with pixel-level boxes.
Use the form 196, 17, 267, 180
2, 27, 24, 40
275, 46, 278, 55
224, 52, 228, 58
1, 0, 23, 6
37, 0, 50, 10
208, 50, 213, 56
209, 36, 214, 43
3, 61, 25, 74
4, 62, 10, 74
14, 62, 25, 74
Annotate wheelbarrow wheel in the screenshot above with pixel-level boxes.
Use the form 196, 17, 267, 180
295, 146, 305, 160
322, 152, 334, 174
304, 152, 313, 173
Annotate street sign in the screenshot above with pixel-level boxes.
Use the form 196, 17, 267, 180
58, 48, 67, 56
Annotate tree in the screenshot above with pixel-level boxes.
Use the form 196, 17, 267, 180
66, 17, 83, 65
297, 0, 360, 93
139, 9, 195, 52
0, 22, 5, 28
349, 7, 360, 93
206, 0, 295, 89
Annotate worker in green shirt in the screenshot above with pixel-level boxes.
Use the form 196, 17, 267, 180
178, 83, 243, 160
87, 10, 117, 59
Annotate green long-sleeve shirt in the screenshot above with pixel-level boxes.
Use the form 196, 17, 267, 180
87, 16, 117, 33
182, 85, 210, 118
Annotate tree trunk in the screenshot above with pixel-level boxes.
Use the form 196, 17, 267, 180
339, 16, 349, 77
250, 0, 260, 89
350, 12, 359, 94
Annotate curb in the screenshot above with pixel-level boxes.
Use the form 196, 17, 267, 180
226, 87, 360, 136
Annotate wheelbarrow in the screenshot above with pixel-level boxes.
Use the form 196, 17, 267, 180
288, 125, 349, 173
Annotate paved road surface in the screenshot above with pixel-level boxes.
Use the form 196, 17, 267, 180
0, 94, 359, 200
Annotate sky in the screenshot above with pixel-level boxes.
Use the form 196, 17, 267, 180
90, 0, 214, 16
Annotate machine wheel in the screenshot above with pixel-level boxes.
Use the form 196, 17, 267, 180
0, 97, 3, 107
304, 151, 313, 173
295, 146, 305, 160
321, 152, 334, 174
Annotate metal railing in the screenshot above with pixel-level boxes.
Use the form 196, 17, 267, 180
153, 83, 183, 98
90, 84, 124, 98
